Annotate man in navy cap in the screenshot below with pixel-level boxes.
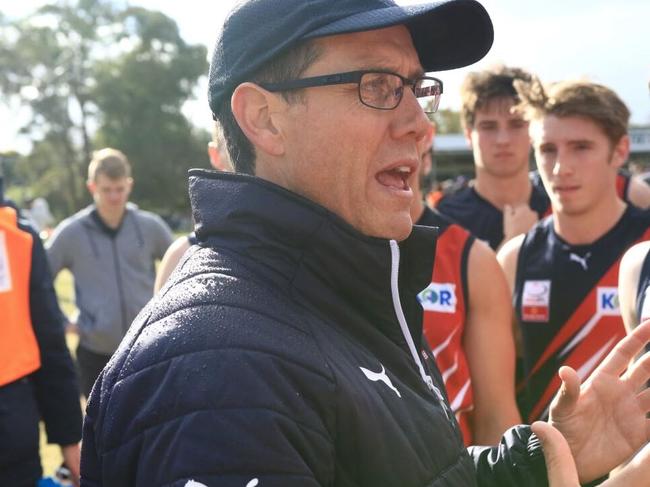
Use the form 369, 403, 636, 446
80, 1, 650, 485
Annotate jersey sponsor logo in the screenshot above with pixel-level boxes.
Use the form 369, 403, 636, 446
359, 363, 401, 398
597, 287, 620, 316
522, 280, 551, 322
418, 282, 457, 313
0, 232, 12, 293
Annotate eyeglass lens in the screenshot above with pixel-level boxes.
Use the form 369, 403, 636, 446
359, 73, 440, 113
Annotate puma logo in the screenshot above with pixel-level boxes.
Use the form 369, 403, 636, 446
359, 363, 401, 398
569, 252, 591, 271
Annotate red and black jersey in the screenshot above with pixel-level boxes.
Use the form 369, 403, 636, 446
416, 206, 476, 445
514, 206, 650, 422
637, 248, 650, 323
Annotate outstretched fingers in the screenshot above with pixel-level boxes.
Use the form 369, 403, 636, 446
639, 389, 650, 412
625, 351, 650, 391
549, 366, 581, 418
594, 321, 650, 377
531, 421, 580, 487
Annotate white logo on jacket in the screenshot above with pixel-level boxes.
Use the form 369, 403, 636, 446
359, 363, 401, 398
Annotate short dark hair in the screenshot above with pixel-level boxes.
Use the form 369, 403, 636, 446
214, 40, 322, 175
460, 65, 534, 128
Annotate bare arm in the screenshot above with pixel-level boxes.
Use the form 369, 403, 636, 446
627, 175, 650, 209
497, 234, 526, 357
154, 236, 191, 293
618, 241, 650, 332
464, 239, 521, 445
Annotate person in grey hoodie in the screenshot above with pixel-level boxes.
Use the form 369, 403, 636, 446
46, 148, 173, 397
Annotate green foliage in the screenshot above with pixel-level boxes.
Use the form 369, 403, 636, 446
433, 109, 462, 134
0, 0, 209, 218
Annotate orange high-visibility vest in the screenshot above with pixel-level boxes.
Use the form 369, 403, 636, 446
0, 205, 40, 387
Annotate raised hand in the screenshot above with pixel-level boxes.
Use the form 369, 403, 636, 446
502, 204, 538, 245
548, 320, 650, 483
533, 421, 650, 487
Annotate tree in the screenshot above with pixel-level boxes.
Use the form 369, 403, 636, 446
92, 7, 209, 214
433, 109, 462, 134
0, 0, 208, 217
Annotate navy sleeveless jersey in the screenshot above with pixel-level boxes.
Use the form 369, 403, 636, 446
514, 206, 650, 422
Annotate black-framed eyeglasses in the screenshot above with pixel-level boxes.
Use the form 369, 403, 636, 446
259, 70, 444, 114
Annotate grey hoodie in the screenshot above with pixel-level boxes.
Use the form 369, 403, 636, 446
46, 203, 173, 355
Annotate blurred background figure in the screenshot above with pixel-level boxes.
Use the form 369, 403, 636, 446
46, 148, 173, 398
24, 197, 55, 239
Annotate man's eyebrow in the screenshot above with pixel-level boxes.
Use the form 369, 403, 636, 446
351, 59, 425, 78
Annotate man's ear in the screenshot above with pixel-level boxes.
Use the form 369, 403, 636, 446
231, 82, 286, 157
86, 180, 95, 195
610, 134, 630, 169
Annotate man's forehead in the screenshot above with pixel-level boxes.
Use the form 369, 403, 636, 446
476, 97, 524, 120
313, 25, 424, 75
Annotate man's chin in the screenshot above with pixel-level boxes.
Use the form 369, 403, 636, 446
364, 216, 413, 242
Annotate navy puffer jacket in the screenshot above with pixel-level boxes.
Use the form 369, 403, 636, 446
81, 172, 546, 487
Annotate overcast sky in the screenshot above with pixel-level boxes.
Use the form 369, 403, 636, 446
2, 0, 650, 153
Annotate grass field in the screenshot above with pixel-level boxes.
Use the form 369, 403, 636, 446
40, 270, 79, 476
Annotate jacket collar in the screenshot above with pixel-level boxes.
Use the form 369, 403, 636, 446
189, 169, 436, 350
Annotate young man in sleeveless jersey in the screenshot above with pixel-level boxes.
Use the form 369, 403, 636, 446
436, 66, 650, 252
413, 124, 520, 445
498, 79, 650, 423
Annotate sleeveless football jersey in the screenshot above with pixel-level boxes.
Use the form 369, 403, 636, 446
514, 206, 650, 422
636, 248, 650, 323
416, 206, 476, 445
435, 182, 549, 251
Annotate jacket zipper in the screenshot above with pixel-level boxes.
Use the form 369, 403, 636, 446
111, 238, 129, 334
389, 240, 451, 419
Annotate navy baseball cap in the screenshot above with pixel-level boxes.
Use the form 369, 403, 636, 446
208, 0, 494, 114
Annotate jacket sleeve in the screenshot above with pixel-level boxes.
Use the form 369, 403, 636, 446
469, 424, 548, 487
45, 220, 70, 277
151, 214, 174, 260
28, 225, 83, 446
81, 308, 335, 486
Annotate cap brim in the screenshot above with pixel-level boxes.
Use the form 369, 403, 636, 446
304, 0, 493, 72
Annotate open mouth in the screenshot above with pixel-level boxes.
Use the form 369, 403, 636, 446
376, 165, 413, 191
